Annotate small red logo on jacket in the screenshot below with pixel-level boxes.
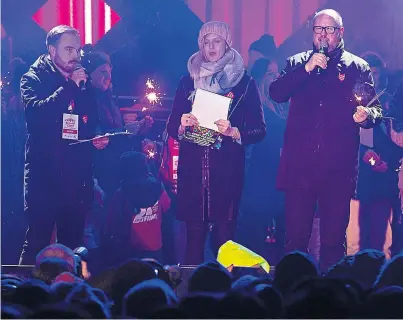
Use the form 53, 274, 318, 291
82, 115, 88, 124
338, 73, 346, 81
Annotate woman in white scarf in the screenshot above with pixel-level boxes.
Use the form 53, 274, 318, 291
181, 21, 245, 139
166, 21, 266, 265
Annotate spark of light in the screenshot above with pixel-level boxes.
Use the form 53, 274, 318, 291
354, 94, 362, 103
146, 79, 155, 89
146, 92, 158, 104
147, 150, 156, 159
369, 157, 376, 166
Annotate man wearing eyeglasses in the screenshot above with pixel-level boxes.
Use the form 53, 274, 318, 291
269, 9, 382, 271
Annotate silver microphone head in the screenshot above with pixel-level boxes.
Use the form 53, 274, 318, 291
73, 62, 83, 71
319, 39, 329, 53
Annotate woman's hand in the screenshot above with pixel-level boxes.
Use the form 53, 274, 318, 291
181, 113, 199, 127
215, 119, 241, 139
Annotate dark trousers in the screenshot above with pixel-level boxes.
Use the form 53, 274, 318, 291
162, 191, 177, 265
19, 172, 92, 265
185, 221, 236, 265
359, 199, 393, 255
284, 177, 353, 272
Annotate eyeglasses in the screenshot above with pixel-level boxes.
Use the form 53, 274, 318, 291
313, 26, 340, 34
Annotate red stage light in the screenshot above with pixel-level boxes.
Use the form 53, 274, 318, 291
32, 0, 120, 44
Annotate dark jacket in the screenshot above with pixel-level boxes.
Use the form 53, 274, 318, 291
91, 88, 127, 197
166, 72, 266, 222
269, 43, 382, 192
21, 55, 98, 193
356, 123, 402, 202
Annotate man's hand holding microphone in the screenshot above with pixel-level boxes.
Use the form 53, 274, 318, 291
305, 39, 329, 73
70, 63, 88, 90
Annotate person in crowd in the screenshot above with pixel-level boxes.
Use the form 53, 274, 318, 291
19, 25, 107, 264
166, 20, 266, 265
269, 9, 383, 272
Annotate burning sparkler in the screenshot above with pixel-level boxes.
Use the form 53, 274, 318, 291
354, 94, 362, 103
146, 79, 155, 89
144, 78, 162, 107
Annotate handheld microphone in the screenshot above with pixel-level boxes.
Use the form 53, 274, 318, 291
73, 63, 87, 91
317, 40, 329, 75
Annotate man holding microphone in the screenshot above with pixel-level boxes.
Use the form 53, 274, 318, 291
269, 9, 382, 271
19, 25, 106, 264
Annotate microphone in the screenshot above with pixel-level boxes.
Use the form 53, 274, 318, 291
73, 63, 87, 91
317, 40, 329, 75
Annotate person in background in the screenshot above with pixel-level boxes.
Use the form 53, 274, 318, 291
238, 57, 288, 265
1, 57, 28, 263
348, 53, 400, 259
104, 151, 170, 265
269, 9, 382, 271
166, 21, 266, 265
82, 48, 154, 203
81, 50, 154, 268
19, 25, 104, 264
159, 130, 182, 264
247, 34, 277, 74
390, 78, 403, 254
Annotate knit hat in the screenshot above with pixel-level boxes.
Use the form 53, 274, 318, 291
198, 21, 232, 50
82, 50, 111, 74
249, 34, 277, 58
188, 261, 233, 293
35, 244, 76, 273
119, 151, 149, 182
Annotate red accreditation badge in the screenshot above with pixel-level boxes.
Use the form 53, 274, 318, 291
338, 73, 346, 82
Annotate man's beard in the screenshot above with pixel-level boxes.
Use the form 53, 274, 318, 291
54, 55, 75, 73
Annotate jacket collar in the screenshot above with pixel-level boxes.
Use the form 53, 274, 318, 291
312, 39, 344, 60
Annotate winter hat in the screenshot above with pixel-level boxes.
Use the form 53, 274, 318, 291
122, 279, 178, 318
36, 244, 76, 273
198, 21, 232, 50
188, 261, 233, 294
119, 151, 149, 181
82, 50, 111, 74
249, 34, 277, 58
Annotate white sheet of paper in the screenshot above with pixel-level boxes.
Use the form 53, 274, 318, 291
191, 89, 232, 131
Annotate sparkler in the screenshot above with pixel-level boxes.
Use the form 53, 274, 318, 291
144, 78, 162, 107
354, 94, 362, 103
146, 149, 156, 159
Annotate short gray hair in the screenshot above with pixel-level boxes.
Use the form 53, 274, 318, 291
313, 9, 343, 28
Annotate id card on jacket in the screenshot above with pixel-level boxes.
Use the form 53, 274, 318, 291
62, 113, 79, 140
